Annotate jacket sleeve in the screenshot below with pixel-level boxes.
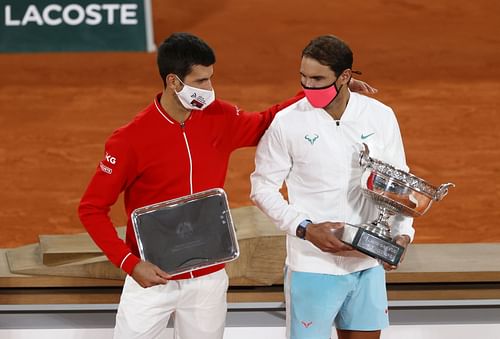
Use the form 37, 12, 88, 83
222, 92, 305, 151
383, 109, 415, 242
78, 132, 141, 275
250, 121, 309, 236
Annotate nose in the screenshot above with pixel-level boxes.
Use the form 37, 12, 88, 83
303, 77, 316, 88
205, 80, 213, 91
196, 79, 213, 91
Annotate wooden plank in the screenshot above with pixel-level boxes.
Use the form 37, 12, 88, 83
2, 282, 500, 305
0, 286, 286, 305
4, 241, 500, 284
36, 206, 275, 267
2, 206, 500, 288
387, 282, 500, 300
231, 206, 283, 239
0, 287, 123, 305
226, 207, 286, 285
6, 244, 125, 280
31, 206, 286, 286
0, 275, 124, 288
39, 227, 125, 266
0, 249, 26, 278
0, 249, 124, 288
387, 243, 500, 283
0, 248, 123, 288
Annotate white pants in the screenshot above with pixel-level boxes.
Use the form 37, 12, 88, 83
114, 269, 229, 339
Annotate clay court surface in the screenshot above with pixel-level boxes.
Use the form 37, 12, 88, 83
0, 0, 499, 248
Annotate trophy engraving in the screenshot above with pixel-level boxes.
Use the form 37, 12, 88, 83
341, 144, 454, 265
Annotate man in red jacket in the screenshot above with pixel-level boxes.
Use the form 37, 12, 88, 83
79, 32, 375, 339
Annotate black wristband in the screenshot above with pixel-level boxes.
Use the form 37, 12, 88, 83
296, 219, 312, 239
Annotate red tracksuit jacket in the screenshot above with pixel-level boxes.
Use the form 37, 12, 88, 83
78, 93, 302, 278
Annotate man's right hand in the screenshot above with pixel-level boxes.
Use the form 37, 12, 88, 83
349, 78, 378, 95
305, 222, 354, 253
131, 261, 172, 288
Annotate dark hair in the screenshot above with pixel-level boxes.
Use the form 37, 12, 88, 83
157, 32, 216, 87
302, 35, 353, 76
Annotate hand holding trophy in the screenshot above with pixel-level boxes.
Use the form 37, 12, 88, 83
340, 144, 454, 266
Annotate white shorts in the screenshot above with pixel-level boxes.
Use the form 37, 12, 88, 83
114, 268, 229, 339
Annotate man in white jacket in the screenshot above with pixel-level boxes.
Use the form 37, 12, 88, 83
250, 35, 414, 339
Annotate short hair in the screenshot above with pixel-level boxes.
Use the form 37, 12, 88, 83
302, 35, 353, 76
157, 32, 216, 87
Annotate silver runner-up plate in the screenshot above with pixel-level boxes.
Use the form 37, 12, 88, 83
131, 188, 239, 276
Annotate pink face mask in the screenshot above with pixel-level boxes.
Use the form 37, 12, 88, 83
302, 80, 341, 108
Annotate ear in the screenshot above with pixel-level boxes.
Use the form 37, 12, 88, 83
165, 74, 180, 90
339, 69, 352, 85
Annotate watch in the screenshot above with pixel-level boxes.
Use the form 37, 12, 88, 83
296, 219, 312, 240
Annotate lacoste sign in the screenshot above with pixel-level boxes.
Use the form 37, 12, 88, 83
4, 3, 139, 26
0, 0, 155, 52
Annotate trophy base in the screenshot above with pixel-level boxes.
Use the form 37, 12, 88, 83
339, 224, 405, 266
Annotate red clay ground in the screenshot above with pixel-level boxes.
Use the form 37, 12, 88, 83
0, 0, 499, 248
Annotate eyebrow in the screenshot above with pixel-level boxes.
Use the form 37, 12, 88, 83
194, 74, 214, 82
300, 72, 325, 80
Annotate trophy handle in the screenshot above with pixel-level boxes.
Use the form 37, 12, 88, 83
359, 143, 371, 168
435, 183, 455, 201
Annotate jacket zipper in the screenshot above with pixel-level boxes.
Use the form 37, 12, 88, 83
154, 99, 195, 195
336, 123, 348, 220
180, 122, 194, 194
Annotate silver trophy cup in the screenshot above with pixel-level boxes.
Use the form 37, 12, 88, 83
340, 144, 454, 265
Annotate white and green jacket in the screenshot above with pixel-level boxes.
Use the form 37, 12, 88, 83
250, 91, 415, 275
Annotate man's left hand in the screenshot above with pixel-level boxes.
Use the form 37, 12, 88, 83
382, 234, 411, 271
